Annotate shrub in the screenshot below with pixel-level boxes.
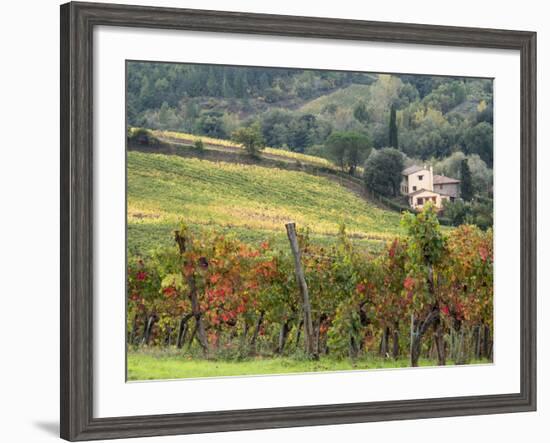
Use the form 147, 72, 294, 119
193, 139, 205, 152
127, 127, 161, 147
232, 123, 265, 157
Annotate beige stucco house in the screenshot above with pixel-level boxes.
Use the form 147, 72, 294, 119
401, 165, 460, 210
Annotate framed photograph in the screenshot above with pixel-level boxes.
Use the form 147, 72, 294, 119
60, 1, 536, 440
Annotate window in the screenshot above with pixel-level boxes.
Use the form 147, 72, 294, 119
418, 175, 423, 181
417, 197, 423, 205
412, 186, 417, 191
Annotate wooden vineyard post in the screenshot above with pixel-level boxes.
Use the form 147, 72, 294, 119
410, 313, 415, 359
285, 222, 318, 359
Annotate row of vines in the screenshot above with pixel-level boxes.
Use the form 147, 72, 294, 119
128, 206, 493, 367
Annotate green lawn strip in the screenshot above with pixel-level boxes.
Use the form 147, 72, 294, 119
127, 351, 490, 380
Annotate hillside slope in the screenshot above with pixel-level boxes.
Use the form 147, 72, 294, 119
127, 152, 403, 254
299, 84, 371, 114
151, 129, 336, 170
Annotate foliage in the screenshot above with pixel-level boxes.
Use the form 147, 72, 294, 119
442, 199, 470, 226
128, 205, 493, 374
363, 148, 404, 197
401, 205, 446, 267
433, 152, 492, 197
127, 127, 161, 147
353, 101, 369, 123
325, 131, 371, 174
388, 104, 398, 148
193, 138, 204, 152
258, 109, 332, 152
326, 299, 363, 358
461, 122, 493, 167
196, 110, 228, 139
442, 198, 493, 230
127, 62, 493, 168
231, 123, 265, 157
441, 225, 493, 329
460, 159, 474, 201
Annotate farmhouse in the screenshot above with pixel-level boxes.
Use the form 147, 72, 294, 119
401, 165, 460, 210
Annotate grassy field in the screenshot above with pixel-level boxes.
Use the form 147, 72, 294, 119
127, 151, 403, 254
152, 129, 337, 170
127, 350, 490, 380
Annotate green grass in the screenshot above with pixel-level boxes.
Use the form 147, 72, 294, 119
127, 351, 491, 380
300, 84, 372, 114
127, 151, 403, 254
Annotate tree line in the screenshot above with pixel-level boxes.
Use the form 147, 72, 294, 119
127, 62, 493, 165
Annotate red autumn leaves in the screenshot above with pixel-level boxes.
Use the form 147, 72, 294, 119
128, 221, 492, 349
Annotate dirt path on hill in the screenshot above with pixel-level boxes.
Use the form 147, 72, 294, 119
158, 136, 307, 166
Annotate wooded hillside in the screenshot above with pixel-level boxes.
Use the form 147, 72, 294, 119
127, 62, 493, 165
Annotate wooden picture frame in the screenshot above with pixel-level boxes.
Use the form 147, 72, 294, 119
60, 1, 536, 440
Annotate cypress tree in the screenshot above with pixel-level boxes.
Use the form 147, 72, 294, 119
460, 159, 474, 201
389, 104, 398, 148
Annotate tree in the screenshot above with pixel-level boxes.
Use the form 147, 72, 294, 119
158, 102, 179, 130
259, 109, 293, 147
196, 111, 227, 138
353, 101, 369, 123
363, 148, 404, 197
233, 71, 249, 98
442, 199, 470, 226
434, 152, 491, 197
388, 104, 399, 148
127, 128, 160, 147
467, 154, 492, 197
460, 159, 474, 201
232, 123, 265, 157
462, 122, 493, 167
325, 131, 371, 175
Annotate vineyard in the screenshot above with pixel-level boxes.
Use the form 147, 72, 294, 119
127, 204, 493, 380
126, 63, 494, 380
127, 151, 402, 254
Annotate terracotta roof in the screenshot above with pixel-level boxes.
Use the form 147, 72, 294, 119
402, 165, 427, 176
408, 188, 440, 197
408, 188, 454, 197
433, 174, 460, 184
